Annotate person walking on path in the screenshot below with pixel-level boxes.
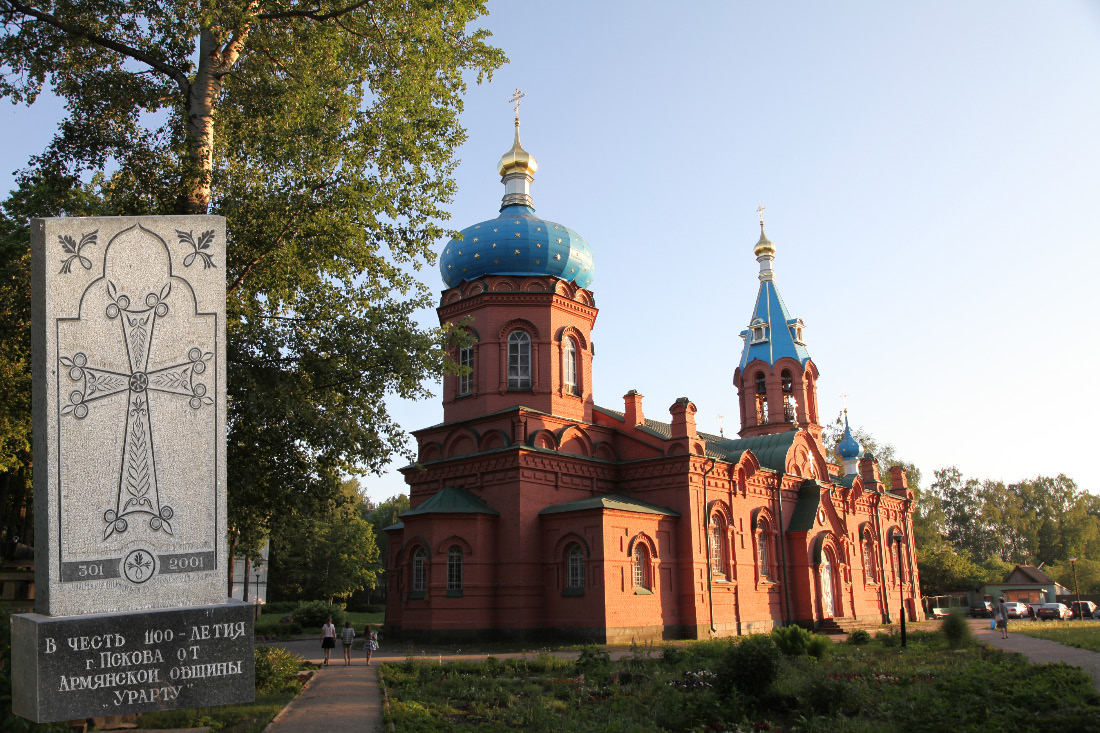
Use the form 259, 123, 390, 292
340, 621, 356, 666
321, 617, 337, 665
365, 624, 379, 665
995, 597, 1010, 639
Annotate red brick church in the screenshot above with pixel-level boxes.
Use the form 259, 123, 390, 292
382, 114, 923, 642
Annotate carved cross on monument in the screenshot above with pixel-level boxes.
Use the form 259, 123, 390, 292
510, 88, 525, 122
59, 279, 213, 540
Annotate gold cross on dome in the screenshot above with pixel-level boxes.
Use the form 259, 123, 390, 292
756, 205, 766, 225
840, 391, 849, 412
509, 89, 526, 122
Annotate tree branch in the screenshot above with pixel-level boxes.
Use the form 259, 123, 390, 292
1, 0, 191, 97
257, 0, 371, 22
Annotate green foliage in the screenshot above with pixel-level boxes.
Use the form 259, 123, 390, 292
254, 645, 305, 695
942, 611, 973, 649
269, 479, 380, 603
0, 0, 504, 552
292, 600, 346, 629
772, 623, 814, 656
806, 633, 832, 659
848, 629, 872, 645
261, 601, 300, 616
716, 634, 782, 698
916, 542, 990, 595
574, 645, 611, 674
378, 634, 1100, 732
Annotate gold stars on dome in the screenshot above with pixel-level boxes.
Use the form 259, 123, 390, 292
535, 259, 540, 264
473, 237, 478, 242
556, 238, 562, 244
514, 232, 521, 238
555, 254, 561, 260
514, 249, 521, 255
474, 253, 480, 259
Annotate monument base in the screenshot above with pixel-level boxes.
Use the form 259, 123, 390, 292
11, 600, 254, 723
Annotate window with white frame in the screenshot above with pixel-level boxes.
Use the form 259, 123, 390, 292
862, 533, 875, 583
757, 527, 771, 580
507, 330, 531, 390
412, 547, 426, 592
447, 545, 463, 591
458, 345, 473, 395
566, 544, 585, 590
633, 544, 650, 590
709, 516, 726, 576
750, 318, 769, 343
563, 337, 578, 395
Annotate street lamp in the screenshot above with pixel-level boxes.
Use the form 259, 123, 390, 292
892, 531, 907, 648
1070, 557, 1081, 621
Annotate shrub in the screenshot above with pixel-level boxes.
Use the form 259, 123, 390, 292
254, 645, 305, 695
772, 624, 813, 656
274, 622, 303, 637
716, 634, 782, 699
575, 645, 611, 673
292, 600, 346, 628
806, 633, 832, 659
847, 629, 872, 645
942, 611, 973, 649
875, 630, 900, 648
262, 601, 299, 616
660, 644, 684, 666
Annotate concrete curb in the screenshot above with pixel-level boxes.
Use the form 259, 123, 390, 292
261, 670, 318, 733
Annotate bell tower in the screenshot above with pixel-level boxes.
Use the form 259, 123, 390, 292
732, 217, 822, 441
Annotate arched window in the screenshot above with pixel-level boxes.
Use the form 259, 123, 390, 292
862, 531, 876, 584
458, 345, 474, 396
709, 515, 726, 576
566, 544, 585, 590
757, 524, 771, 580
412, 547, 426, 593
447, 545, 463, 592
507, 331, 531, 390
633, 544, 650, 591
563, 337, 578, 395
754, 372, 768, 423
781, 369, 796, 422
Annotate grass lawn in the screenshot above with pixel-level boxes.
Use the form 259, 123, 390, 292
380, 630, 1100, 732
133, 688, 303, 732
135, 645, 312, 731
1011, 619, 1100, 651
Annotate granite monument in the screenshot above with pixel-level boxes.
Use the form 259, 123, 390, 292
13, 216, 254, 723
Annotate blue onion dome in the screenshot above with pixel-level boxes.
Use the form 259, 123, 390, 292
837, 411, 862, 460
440, 119, 596, 289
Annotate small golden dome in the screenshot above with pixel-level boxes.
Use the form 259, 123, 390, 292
498, 122, 538, 176
753, 224, 775, 257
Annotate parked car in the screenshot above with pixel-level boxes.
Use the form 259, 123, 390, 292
1070, 601, 1097, 619
970, 601, 993, 618
1003, 601, 1028, 619
1038, 603, 1072, 621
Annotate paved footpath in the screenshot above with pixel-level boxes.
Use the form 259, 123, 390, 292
972, 619, 1100, 692
264, 625, 1100, 732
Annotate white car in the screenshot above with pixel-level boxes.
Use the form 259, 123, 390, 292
1002, 602, 1028, 619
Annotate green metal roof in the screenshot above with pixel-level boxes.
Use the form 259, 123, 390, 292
787, 479, 826, 532
698, 429, 799, 472
538, 493, 680, 517
400, 486, 500, 518
381, 521, 405, 532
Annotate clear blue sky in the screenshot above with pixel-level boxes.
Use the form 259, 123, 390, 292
4, 1, 1099, 503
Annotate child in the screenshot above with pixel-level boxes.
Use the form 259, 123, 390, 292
320, 617, 336, 666
340, 621, 356, 666
365, 624, 379, 665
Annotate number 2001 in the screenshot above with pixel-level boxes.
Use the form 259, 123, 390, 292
168, 556, 204, 571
